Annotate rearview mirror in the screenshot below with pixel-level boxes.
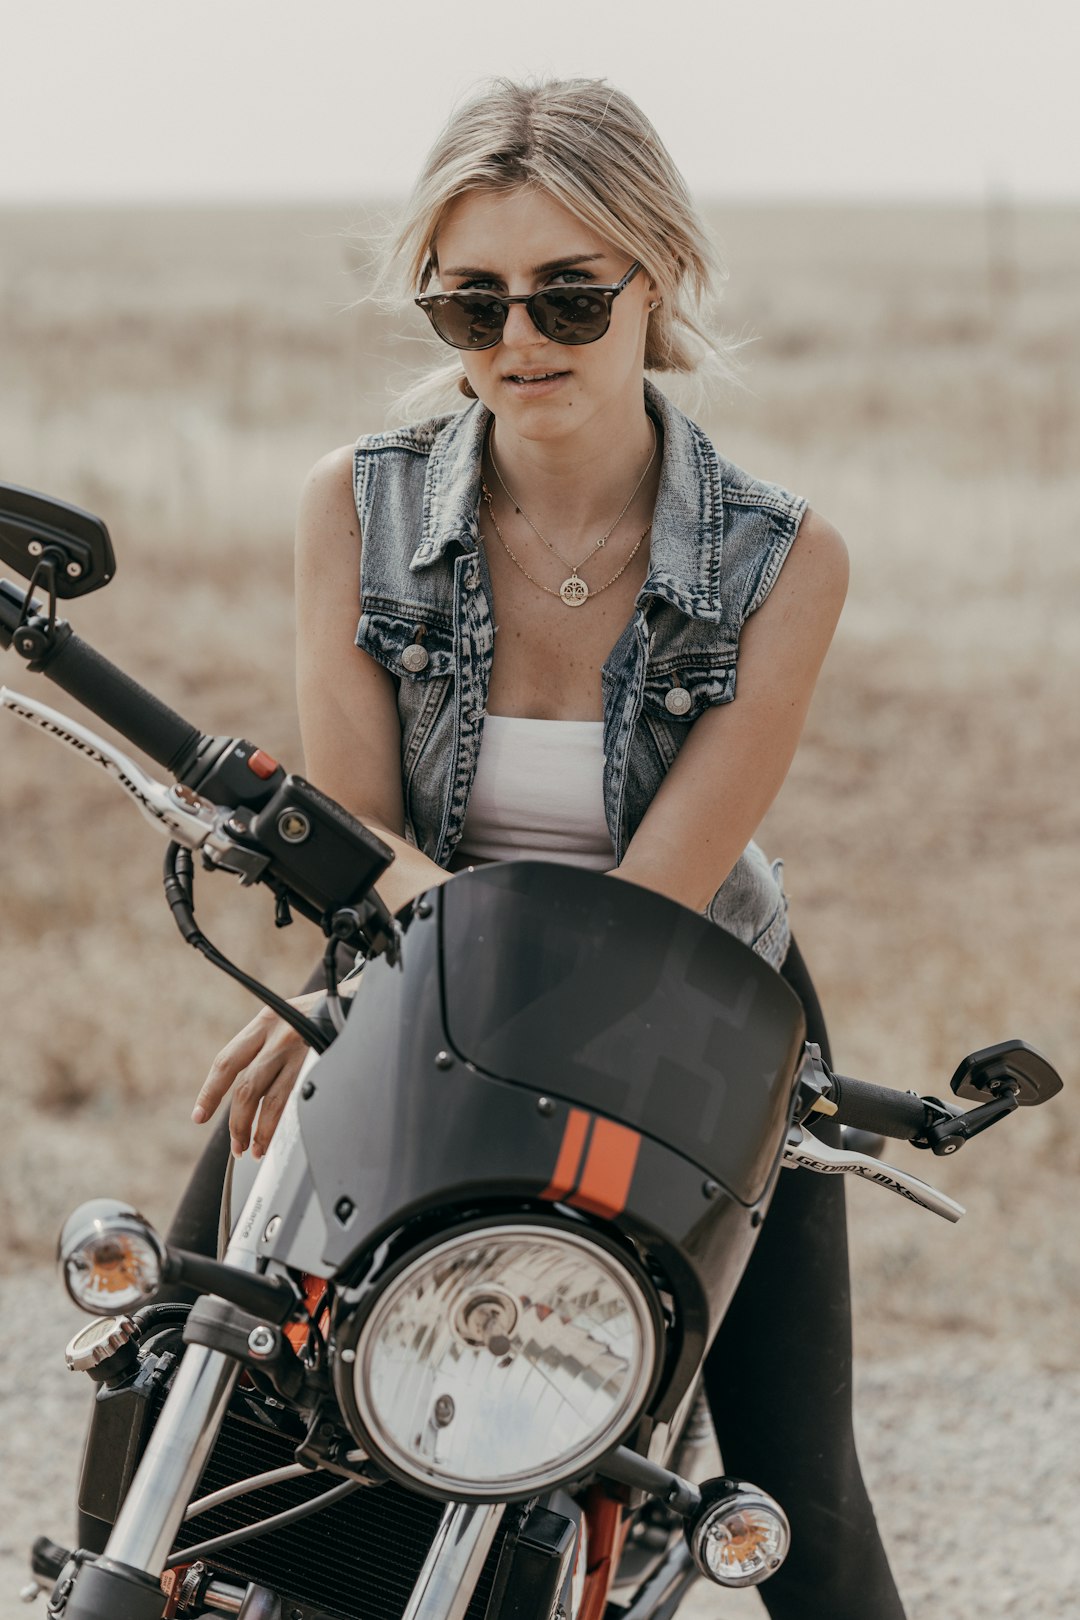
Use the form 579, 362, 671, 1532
0, 484, 115, 598
950, 1040, 1063, 1106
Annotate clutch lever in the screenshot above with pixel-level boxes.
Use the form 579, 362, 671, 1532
783, 1124, 966, 1223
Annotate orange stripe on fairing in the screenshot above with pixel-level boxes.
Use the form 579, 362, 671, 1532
541, 1107, 591, 1201
570, 1118, 641, 1219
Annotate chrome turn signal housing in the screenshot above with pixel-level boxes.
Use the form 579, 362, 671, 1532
58, 1199, 167, 1316
686, 1478, 790, 1587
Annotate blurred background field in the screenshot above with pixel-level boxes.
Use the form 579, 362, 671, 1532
0, 202, 1078, 1614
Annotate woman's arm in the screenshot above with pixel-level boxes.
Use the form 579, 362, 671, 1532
611, 509, 849, 911
193, 447, 451, 1156
294, 445, 453, 914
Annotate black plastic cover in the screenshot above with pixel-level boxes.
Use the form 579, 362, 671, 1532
249, 775, 394, 914
440, 863, 805, 1205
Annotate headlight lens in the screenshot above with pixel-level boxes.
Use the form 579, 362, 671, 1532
349, 1223, 658, 1498
58, 1200, 166, 1315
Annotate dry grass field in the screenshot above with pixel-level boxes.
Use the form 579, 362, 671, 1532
0, 202, 1077, 1616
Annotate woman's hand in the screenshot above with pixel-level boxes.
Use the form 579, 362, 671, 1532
192, 992, 325, 1159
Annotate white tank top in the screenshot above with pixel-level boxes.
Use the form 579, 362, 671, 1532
456, 715, 615, 870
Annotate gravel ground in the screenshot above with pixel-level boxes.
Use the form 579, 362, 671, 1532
2, 1271, 1078, 1620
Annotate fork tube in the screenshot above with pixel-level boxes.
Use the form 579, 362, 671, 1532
100, 1119, 308, 1578
103, 1233, 266, 1574
401, 1502, 506, 1620
103, 1343, 240, 1573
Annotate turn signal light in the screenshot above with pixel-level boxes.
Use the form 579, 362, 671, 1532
686, 1478, 790, 1587
58, 1200, 167, 1316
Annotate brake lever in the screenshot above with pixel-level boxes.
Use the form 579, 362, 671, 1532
2, 685, 219, 848
783, 1125, 966, 1223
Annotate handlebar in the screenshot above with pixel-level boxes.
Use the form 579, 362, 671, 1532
1, 575, 396, 965
825, 1073, 934, 1140
0, 581, 204, 775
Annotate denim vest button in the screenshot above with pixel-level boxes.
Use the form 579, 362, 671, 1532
401, 644, 430, 673
665, 686, 692, 716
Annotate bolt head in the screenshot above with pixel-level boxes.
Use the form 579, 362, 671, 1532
537, 1096, 556, 1116
247, 1325, 276, 1359
262, 1215, 281, 1243
434, 1050, 454, 1070
702, 1178, 721, 1200
65, 561, 82, 578
277, 809, 311, 844
28, 539, 43, 556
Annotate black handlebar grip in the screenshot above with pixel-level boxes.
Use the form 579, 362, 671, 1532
32, 626, 203, 776
828, 1074, 933, 1140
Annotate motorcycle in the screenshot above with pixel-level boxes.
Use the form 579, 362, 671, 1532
1, 482, 1064, 1620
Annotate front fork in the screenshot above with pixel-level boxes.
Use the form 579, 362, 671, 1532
103, 1342, 239, 1574
402, 1503, 507, 1620
51, 1294, 248, 1617
55, 1358, 504, 1620
53, 1130, 269, 1620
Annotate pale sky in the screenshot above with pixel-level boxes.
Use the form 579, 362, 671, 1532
2, 0, 1077, 203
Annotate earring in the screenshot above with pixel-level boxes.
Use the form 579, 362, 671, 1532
648, 299, 662, 311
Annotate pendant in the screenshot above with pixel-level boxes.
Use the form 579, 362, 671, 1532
560, 574, 589, 608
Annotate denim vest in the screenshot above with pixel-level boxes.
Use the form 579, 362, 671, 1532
351, 380, 806, 970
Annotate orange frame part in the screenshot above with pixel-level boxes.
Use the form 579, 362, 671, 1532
577, 1486, 631, 1620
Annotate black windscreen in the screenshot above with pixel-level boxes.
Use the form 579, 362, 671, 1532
439, 863, 805, 1203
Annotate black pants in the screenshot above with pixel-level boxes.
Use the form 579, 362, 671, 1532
702, 938, 906, 1618
167, 939, 905, 1618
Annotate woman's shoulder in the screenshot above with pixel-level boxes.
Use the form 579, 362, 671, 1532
648, 382, 807, 528
303, 408, 470, 496
297, 407, 462, 527
353, 409, 465, 461
295, 445, 360, 568
716, 451, 807, 526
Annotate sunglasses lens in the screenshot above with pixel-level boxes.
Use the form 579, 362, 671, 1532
428, 292, 506, 349
531, 288, 611, 344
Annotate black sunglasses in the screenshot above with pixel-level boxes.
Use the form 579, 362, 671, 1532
415, 261, 643, 351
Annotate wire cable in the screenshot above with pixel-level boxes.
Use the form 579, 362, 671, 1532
321, 934, 347, 1034
183, 1464, 311, 1521
165, 1479, 361, 1568
163, 843, 330, 1052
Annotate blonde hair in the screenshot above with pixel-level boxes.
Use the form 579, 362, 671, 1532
380, 77, 735, 419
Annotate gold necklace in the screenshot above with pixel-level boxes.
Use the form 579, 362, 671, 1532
481, 479, 651, 607
486, 422, 657, 607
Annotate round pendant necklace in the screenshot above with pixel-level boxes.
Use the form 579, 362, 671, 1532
481, 480, 651, 607
485, 422, 657, 607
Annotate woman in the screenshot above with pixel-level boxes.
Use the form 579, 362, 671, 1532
189, 78, 905, 1617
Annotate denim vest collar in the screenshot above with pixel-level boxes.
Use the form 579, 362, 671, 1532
408, 379, 725, 623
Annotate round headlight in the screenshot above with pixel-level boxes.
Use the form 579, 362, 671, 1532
58, 1200, 166, 1316
346, 1223, 658, 1499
